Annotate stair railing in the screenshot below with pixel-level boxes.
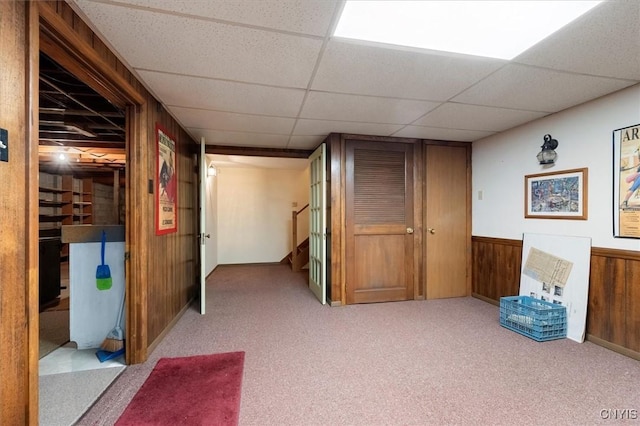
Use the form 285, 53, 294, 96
291, 204, 309, 271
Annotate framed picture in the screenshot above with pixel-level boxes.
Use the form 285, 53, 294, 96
613, 124, 640, 238
525, 168, 588, 220
155, 123, 178, 235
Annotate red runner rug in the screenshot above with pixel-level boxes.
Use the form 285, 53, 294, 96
116, 352, 245, 425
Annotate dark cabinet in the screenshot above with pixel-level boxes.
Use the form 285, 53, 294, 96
39, 237, 61, 308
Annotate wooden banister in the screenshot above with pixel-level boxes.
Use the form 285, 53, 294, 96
291, 204, 309, 271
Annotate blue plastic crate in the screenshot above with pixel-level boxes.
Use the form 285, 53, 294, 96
499, 295, 567, 342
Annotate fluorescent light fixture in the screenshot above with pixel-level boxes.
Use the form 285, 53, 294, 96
334, 1, 602, 60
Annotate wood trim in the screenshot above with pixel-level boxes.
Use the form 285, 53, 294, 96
126, 102, 148, 364
423, 139, 471, 148
472, 293, 499, 306
326, 134, 343, 305
586, 334, 640, 361
205, 145, 313, 158
27, 2, 40, 423
591, 246, 640, 261
472, 236, 523, 247
146, 297, 195, 356
341, 133, 420, 145
38, 2, 144, 105
339, 136, 347, 306
465, 144, 473, 296
413, 141, 424, 300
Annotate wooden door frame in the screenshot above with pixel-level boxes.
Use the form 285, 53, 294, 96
30, 3, 148, 384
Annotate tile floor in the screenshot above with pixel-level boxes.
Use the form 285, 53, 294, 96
39, 346, 125, 376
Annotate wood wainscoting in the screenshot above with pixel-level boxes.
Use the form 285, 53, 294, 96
472, 236, 640, 360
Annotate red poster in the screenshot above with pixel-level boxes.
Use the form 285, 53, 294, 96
155, 124, 177, 235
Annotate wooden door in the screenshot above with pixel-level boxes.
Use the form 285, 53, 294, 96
425, 144, 470, 299
346, 141, 414, 304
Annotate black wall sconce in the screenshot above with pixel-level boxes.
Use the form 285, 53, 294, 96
537, 134, 558, 165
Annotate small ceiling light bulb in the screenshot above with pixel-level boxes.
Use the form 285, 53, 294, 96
58, 153, 66, 161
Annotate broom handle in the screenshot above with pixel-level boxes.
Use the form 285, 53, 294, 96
101, 230, 106, 266
116, 290, 125, 329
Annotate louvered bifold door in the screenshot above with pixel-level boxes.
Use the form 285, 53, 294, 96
345, 140, 414, 304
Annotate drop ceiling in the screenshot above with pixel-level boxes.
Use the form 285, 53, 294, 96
68, 0, 639, 151
39, 52, 126, 172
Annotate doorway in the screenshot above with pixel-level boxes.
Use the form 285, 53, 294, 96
37, 51, 128, 423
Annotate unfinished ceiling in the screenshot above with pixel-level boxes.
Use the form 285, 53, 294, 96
39, 52, 126, 173
69, 0, 639, 150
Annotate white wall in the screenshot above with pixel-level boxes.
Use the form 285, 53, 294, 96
204, 168, 218, 276
217, 167, 310, 264
473, 83, 640, 251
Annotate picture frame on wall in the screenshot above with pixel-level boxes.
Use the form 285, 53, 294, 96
525, 168, 588, 220
613, 123, 640, 238
155, 123, 178, 235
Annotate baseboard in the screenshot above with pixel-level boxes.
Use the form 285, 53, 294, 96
329, 300, 342, 307
586, 334, 640, 361
147, 297, 194, 356
472, 292, 499, 306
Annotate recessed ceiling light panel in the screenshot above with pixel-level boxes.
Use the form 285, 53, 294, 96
334, 1, 603, 60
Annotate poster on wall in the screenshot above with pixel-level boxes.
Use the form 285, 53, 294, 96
614, 124, 640, 238
520, 233, 591, 343
156, 124, 178, 235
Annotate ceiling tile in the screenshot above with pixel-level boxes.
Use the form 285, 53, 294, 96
138, 70, 305, 117
393, 126, 494, 142
312, 40, 505, 101
287, 136, 325, 150
451, 64, 636, 112
76, 1, 323, 88
515, 1, 640, 80
191, 129, 289, 148
170, 107, 295, 134
413, 103, 549, 132
103, 0, 338, 36
301, 92, 441, 124
293, 119, 403, 136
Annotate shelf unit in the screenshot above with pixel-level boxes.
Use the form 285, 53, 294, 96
38, 173, 94, 306
39, 175, 94, 233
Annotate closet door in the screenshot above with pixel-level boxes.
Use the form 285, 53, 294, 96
345, 140, 414, 304
425, 144, 470, 299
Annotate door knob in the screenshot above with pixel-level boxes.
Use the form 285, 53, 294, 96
406, 227, 414, 234
428, 228, 436, 234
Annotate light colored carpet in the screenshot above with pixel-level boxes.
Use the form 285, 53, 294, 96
40, 367, 124, 426
40, 310, 70, 359
79, 264, 640, 426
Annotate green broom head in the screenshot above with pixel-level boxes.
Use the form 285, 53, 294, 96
96, 269, 112, 291
97, 230, 113, 290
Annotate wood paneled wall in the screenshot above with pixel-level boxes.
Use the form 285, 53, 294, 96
472, 236, 640, 360
4, 2, 195, 422
39, 1, 198, 363
0, 2, 36, 423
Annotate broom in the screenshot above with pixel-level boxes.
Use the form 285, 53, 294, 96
101, 291, 125, 353
96, 230, 112, 290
